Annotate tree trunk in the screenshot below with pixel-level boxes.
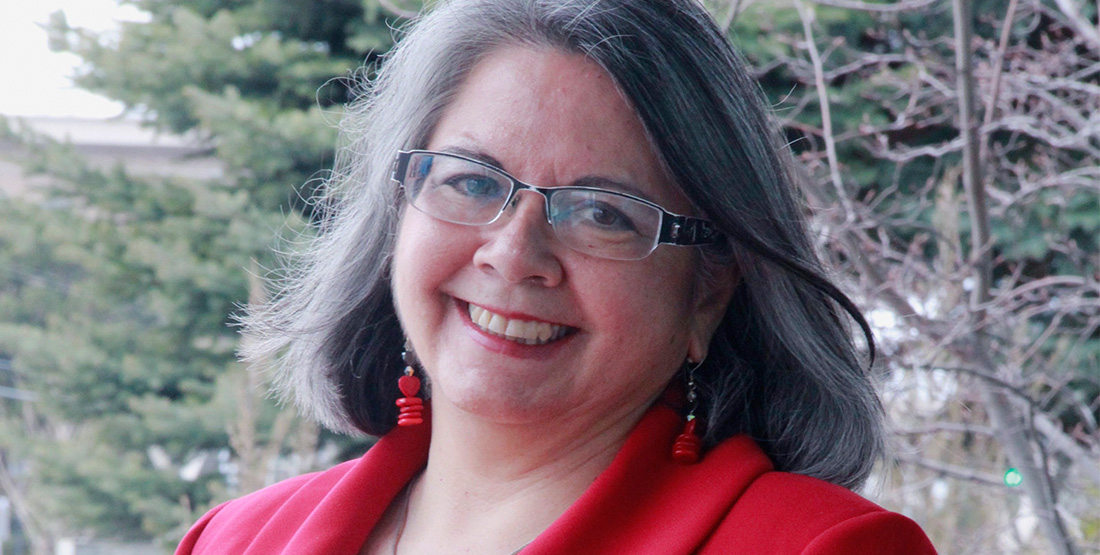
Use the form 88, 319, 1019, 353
950, 1, 1079, 553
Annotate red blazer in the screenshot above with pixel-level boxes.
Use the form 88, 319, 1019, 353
176, 406, 936, 554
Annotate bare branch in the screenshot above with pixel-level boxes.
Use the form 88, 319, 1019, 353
979, 0, 1019, 166
1034, 413, 1100, 476
796, 0, 854, 222
377, 0, 421, 20
893, 422, 999, 436
1051, 0, 1100, 48
812, 0, 939, 13
893, 452, 1009, 487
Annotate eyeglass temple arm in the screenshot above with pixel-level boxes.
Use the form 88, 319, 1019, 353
659, 215, 719, 246
391, 151, 412, 184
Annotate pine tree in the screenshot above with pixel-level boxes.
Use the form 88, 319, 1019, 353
1, 1, 401, 549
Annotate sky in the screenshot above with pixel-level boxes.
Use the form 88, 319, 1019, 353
0, 0, 147, 118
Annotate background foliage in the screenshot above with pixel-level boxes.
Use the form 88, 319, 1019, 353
0, 0, 1096, 553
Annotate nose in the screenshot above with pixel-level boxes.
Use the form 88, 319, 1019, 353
472, 190, 564, 286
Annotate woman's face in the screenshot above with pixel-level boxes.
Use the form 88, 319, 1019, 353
392, 46, 731, 426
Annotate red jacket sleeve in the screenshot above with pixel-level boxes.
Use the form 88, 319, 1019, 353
700, 473, 937, 554
175, 502, 229, 555
802, 510, 937, 554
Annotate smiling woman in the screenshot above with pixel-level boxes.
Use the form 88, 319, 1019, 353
175, 0, 937, 553
391, 46, 724, 433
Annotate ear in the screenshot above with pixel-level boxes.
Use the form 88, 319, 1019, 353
687, 263, 738, 363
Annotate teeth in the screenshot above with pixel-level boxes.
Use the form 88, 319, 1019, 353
537, 322, 552, 342
468, 304, 567, 345
476, 306, 492, 329
504, 319, 523, 338
487, 313, 508, 335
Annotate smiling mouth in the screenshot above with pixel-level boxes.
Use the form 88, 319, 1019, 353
467, 303, 573, 345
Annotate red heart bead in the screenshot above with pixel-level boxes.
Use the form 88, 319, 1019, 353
398, 374, 421, 398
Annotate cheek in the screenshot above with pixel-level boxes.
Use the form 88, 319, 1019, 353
391, 217, 423, 316
580, 254, 698, 348
392, 214, 463, 328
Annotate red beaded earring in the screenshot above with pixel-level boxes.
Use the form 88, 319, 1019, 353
671, 360, 703, 464
396, 344, 424, 427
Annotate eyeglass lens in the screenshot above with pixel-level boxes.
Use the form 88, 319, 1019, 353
399, 151, 664, 260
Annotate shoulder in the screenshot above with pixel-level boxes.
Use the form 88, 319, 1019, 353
174, 423, 430, 555
174, 458, 359, 555
702, 471, 937, 554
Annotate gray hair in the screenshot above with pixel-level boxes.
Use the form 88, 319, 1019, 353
242, 0, 884, 490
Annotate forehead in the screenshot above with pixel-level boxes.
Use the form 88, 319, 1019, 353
426, 46, 689, 211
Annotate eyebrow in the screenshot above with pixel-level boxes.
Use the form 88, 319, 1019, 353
435, 145, 654, 201
439, 146, 506, 171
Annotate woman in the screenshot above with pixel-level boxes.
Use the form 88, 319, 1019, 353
177, 0, 936, 553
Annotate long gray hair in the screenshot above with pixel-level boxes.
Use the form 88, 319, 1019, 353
242, 0, 884, 490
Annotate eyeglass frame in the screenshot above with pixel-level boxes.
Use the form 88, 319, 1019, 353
390, 149, 719, 259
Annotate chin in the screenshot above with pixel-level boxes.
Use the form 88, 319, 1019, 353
436, 375, 570, 424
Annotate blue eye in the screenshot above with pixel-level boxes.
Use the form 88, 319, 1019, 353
416, 157, 433, 177
444, 175, 505, 199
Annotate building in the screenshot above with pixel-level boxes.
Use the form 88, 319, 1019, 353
0, 115, 223, 199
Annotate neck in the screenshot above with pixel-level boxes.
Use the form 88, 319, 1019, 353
395, 398, 649, 554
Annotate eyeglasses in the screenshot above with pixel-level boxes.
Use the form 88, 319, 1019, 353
391, 150, 719, 260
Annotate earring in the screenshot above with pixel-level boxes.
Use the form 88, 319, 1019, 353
671, 360, 703, 464
396, 343, 424, 427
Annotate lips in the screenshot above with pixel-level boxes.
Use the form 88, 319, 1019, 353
467, 303, 572, 345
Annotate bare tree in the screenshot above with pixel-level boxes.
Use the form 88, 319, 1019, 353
755, 0, 1100, 551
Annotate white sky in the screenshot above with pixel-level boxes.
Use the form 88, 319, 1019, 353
0, 0, 148, 118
